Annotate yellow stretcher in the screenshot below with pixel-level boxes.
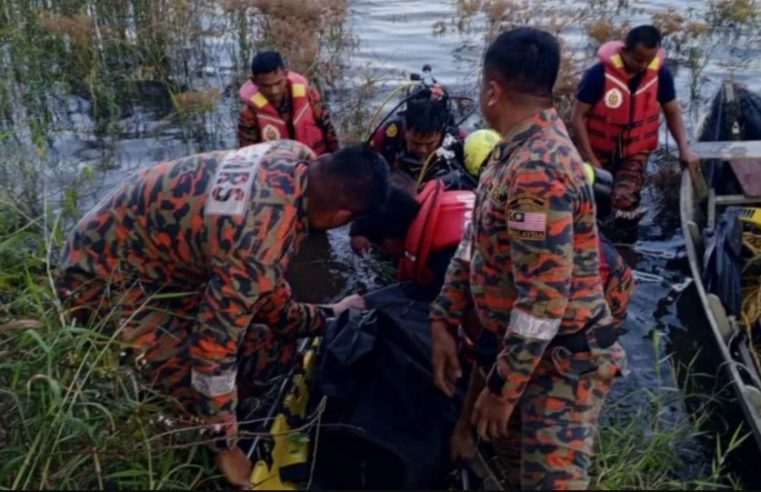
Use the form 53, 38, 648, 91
249, 338, 321, 490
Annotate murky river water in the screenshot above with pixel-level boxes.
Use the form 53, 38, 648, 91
4, 0, 761, 485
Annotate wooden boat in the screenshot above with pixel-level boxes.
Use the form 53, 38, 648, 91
680, 80, 761, 452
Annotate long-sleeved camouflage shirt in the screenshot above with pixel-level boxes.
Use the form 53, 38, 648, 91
430, 109, 618, 414
58, 140, 328, 437
238, 85, 339, 153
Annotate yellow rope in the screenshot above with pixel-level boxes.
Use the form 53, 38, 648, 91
415, 150, 438, 188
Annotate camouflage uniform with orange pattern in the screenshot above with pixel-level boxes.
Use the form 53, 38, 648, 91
55, 140, 332, 451
599, 237, 634, 330
430, 109, 627, 490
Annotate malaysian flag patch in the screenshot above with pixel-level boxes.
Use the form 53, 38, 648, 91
508, 210, 547, 240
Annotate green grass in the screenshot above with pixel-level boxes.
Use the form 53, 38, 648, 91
591, 390, 746, 490
0, 201, 219, 489
591, 334, 747, 490
0, 200, 749, 490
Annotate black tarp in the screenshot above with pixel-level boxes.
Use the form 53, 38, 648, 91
308, 282, 465, 490
703, 207, 744, 316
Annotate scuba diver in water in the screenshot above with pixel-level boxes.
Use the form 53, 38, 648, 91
350, 128, 500, 286
349, 145, 632, 322
370, 66, 477, 190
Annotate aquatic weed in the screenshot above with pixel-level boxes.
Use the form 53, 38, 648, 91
591, 348, 747, 490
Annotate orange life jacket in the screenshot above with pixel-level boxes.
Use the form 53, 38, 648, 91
239, 71, 327, 155
398, 180, 475, 287
587, 40, 665, 160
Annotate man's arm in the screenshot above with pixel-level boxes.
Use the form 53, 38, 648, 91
475, 162, 574, 437
308, 86, 340, 153
658, 66, 699, 169
430, 220, 475, 327
190, 194, 319, 452
238, 106, 261, 148
190, 253, 273, 451
571, 64, 606, 167
252, 270, 329, 339
662, 99, 699, 169
571, 100, 600, 167
430, 220, 475, 396
450, 363, 485, 463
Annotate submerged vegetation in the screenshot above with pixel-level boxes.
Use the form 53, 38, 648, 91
0, 0, 354, 221
1, 0, 761, 489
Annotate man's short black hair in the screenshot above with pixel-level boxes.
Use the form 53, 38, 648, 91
405, 98, 449, 134
323, 144, 390, 213
483, 27, 560, 98
625, 25, 662, 50
251, 51, 285, 76
349, 185, 420, 243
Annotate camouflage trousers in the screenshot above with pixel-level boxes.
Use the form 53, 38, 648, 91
492, 348, 616, 490
603, 152, 650, 212
603, 259, 634, 331
56, 275, 297, 429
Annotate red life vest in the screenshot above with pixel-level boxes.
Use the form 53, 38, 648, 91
398, 180, 623, 296
239, 71, 327, 155
587, 40, 665, 160
398, 180, 475, 287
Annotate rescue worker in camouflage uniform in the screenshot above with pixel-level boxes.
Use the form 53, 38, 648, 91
430, 28, 627, 490
448, 163, 634, 477
54, 140, 389, 488
571, 25, 699, 222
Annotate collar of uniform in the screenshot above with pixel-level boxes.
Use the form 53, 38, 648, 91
497, 108, 559, 159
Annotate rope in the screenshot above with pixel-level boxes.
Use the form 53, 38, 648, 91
364, 81, 418, 141
415, 150, 439, 188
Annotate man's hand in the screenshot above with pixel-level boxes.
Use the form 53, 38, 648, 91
471, 389, 512, 442
450, 421, 477, 463
432, 320, 462, 397
588, 156, 603, 169
679, 145, 700, 172
332, 294, 366, 315
216, 447, 252, 489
